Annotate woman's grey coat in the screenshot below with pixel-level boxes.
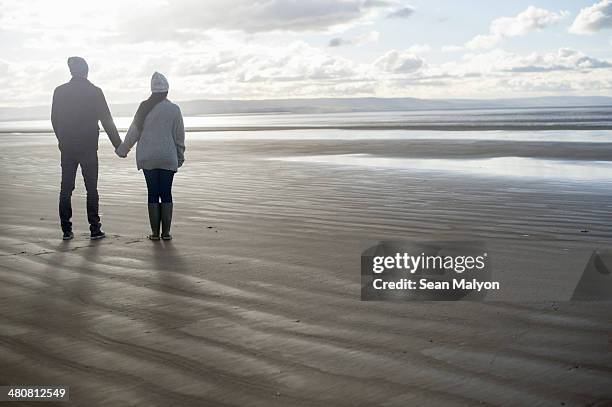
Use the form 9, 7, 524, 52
117, 99, 185, 171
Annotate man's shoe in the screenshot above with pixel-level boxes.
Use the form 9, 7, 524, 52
90, 230, 106, 240
62, 231, 74, 240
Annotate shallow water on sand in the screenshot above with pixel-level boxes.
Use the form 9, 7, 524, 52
272, 154, 612, 183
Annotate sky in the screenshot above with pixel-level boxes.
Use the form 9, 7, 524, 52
0, 0, 611, 106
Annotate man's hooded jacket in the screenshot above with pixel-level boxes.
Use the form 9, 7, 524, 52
51, 75, 121, 153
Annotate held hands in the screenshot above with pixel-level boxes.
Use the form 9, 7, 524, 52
115, 143, 129, 158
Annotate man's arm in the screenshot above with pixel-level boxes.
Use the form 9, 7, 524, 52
51, 88, 59, 137
96, 89, 122, 148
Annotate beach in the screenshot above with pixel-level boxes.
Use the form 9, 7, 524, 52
1, 131, 612, 406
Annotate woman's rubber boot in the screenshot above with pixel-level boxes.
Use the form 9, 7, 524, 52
148, 203, 161, 240
161, 202, 173, 240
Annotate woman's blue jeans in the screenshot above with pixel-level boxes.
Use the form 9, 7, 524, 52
143, 169, 175, 203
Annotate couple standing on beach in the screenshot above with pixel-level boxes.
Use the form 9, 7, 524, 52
51, 57, 186, 241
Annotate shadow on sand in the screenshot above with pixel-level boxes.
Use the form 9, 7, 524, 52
148, 239, 194, 330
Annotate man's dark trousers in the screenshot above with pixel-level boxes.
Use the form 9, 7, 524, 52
59, 149, 101, 233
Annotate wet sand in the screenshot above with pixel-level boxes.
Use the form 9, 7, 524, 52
1, 134, 611, 406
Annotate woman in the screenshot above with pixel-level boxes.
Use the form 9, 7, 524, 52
116, 72, 185, 240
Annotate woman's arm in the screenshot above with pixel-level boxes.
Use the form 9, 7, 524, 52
173, 108, 186, 167
115, 123, 141, 157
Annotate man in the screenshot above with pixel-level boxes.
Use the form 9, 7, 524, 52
51, 56, 122, 240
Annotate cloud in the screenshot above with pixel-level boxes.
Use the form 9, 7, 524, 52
176, 53, 239, 76
117, 0, 398, 39
464, 6, 569, 49
465, 34, 501, 50
489, 6, 568, 36
190, 41, 367, 85
406, 44, 430, 53
0, 0, 400, 44
386, 6, 414, 19
498, 77, 574, 92
329, 37, 347, 47
432, 47, 611, 80
328, 30, 380, 47
398, 47, 612, 97
375, 50, 424, 73
569, 0, 612, 34
508, 48, 612, 72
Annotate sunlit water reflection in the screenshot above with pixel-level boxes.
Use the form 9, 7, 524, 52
272, 154, 612, 182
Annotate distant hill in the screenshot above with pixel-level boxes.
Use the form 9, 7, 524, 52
1, 96, 611, 121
